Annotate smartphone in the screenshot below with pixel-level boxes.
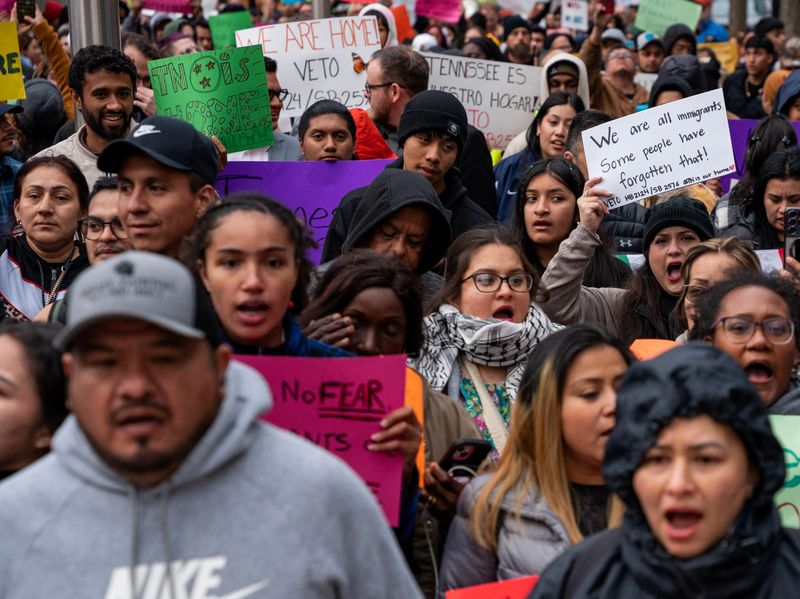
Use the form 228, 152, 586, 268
438, 438, 491, 479
17, 0, 35, 22
601, 0, 615, 14
784, 207, 800, 267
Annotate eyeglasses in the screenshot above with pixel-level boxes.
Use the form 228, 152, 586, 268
80, 217, 128, 241
712, 316, 795, 345
462, 272, 534, 293
682, 284, 708, 303
364, 81, 393, 94
268, 88, 289, 102
608, 51, 634, 61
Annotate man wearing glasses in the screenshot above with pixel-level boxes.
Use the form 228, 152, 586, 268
229, 57, 302, 162
79, 176, 131, 265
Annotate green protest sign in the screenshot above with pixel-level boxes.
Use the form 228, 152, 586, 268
148, 46, 273, 153
209, 11, 253, 49
633, 0, 701, 37
769, 415, 800, 528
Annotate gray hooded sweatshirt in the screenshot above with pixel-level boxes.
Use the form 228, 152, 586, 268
0, 361, 422, 599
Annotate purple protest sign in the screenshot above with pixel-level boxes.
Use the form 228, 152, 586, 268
235, 354, 408, 526
720, 120, 800, 194
141, 0, 191, 11
216, 159, 392, 264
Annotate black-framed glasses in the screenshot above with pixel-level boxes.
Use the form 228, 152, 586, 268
462, 272, 534, 293
682, 284, 709, 303
712, 316, 795, 345
80, 216, 128, 241
364, 81, 393, 94
268, 88, 289, 102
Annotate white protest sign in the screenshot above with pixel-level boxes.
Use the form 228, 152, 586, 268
582, 88, 735, 210
422, 52, 542, 150
563, 0, 589, 32
235, 17, 381, 118
634, 72, 658, 92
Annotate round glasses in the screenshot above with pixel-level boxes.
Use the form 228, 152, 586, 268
462, 272, 534, 293
712, 316, 795, 345
80, 217, 128, 241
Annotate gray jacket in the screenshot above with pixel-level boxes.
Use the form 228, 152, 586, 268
770, 380, 800, 415
0, 361, 421, 598
439, 474, 570, 593
537, 224, 627, 336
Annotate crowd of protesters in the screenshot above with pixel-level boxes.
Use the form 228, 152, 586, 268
2, 0, 800, 597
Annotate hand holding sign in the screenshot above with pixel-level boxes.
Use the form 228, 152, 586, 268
577, 176, 611, 233
368, 406, 422, 484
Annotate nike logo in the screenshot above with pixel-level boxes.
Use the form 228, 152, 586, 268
132, 124, 161, 138
219, 580, 271, 599
507, 190, 516, 195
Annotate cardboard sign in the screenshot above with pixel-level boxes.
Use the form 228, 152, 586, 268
562, 0, 589, 33
422, 52, 542, 150
634, 0, 702, 37
149, 46, 272, 153
769, 416, 800, 528
209, 10, 253, 50
415, 0, 462, 24
141, 0, 191, 10
582, 88, 735, 210
445, 576, 539, 599
235, 17, 382, 118
236, 355, 407, 526
0, 22, 25, 102
216, 159, 393, 263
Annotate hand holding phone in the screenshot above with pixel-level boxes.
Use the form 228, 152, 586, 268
438, 438, 491, 479
784, 208, 800, 268
17, 0, 36, 22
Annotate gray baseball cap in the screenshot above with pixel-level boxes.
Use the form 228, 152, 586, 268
54, 251, 205, 350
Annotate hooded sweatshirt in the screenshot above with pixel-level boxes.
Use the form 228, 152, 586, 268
532, 344, 800, 599
358, 3, 398, 48
776, 70, 800, 117
0, 361, 422, 598
502, 53, 591, 158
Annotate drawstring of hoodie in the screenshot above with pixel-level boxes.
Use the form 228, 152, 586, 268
128, 485, 177, 599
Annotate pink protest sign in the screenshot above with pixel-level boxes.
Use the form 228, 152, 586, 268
235, 355, 407, 526
414, 0, 462, 24
141, 0, 191, 11
445, 575, 539, 598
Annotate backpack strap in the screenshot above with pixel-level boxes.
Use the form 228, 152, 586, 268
562, 528, 623, 598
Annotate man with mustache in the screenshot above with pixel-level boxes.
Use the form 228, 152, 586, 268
34, 45, 136, 189
0, 103, 23, 234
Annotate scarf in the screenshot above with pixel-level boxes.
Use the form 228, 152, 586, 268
411, 303, 560, 398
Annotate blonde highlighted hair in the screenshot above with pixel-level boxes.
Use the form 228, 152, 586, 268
470, 325, 631, 548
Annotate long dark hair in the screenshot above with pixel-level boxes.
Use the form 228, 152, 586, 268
194, 193, 315, 313
751, 148, 800, 249
300, 250, 424, 355
524, 92, 585, 160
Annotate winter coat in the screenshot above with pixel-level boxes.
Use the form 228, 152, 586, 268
775, 70, 800, 117
579, 37, 649, 119
724, 67, 768, 120
769, 379, 800, 415
494, 147, 537, 223
439, 475, 571, 592
532, 344, 800, 599
721, 200, 780, 250
602, 202, 648, 254
0, 361, 422, 598
663, 24, 697, 55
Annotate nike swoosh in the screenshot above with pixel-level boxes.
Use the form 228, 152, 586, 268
218, 579, 270, 599
506, 190, 516, 195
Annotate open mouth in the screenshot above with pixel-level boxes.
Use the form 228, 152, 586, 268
745, 361, 774, 384
236, 300, 269, 324
666, 260, 683, 283
492, 306, 514, 321
665, 509, 702, 539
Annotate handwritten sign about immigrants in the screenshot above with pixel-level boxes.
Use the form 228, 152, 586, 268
422, 52, 542, 150
237, 355, 408, 526
216, 159, 392, 264
582, 88, 735, 210
235, 16, 382, 119
148, 46, 272, 153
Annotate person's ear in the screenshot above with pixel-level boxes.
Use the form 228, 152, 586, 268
564, 149, 575, 164
195, 184, 217, 219
71, 88, 82, 112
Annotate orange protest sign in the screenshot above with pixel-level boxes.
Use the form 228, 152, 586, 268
0, 22, 26, 102
699, 40, 739, 75
629, 338, 678, 361
405, 368, 426, 487
445, 575, 539, 599
391, 5, 416, 43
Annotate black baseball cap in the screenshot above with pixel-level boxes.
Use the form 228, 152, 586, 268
0, 103, 23, 117
97, 116, 218, 186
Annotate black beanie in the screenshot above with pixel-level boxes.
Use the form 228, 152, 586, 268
503, 15, 530, 41
398, 90, 468, 157
642, 196, 714, 252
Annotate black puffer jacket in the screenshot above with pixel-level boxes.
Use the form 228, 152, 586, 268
602, 203, 648, 254
532, 344, 800, 599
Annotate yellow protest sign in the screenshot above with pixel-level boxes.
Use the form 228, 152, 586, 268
0, 22, 25, 101
699, 40, 739, 75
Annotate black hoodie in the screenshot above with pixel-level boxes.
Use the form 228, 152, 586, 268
322, 159, 490, 264
531, 344, 800, 599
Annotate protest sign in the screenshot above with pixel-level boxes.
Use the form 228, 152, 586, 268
141, 0, 190, 10
235, 16, 381, 118
236, 354, 407, 526
209, 11, 253, 49
445, 576, 539, 599
634, 72, 658, 93
769, 416, 800, 528
391, 5, 416, 43
149, 45, 272, 153
0, 22, 25, 102
699, 40, 739, 75
216, 159, 393, 263
422, 52, 542, 150
634, 0, 701, 37
563, 0, 589, 32
415, 0, 462, 24
582, 88, 735, 210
